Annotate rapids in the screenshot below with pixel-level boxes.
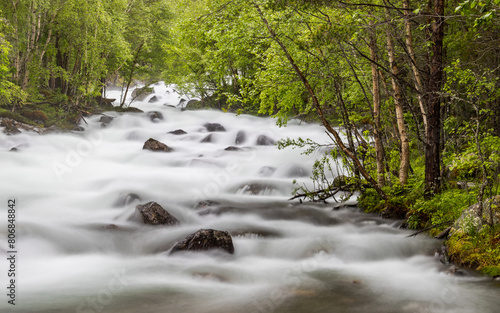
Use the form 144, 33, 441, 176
0, 83, 498, 313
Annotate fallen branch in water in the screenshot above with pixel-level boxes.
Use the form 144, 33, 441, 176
289, 184, 355, 202
406, 221, 454, 238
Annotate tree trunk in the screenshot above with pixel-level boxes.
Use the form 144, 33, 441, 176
369, 22, 385, 187
121, 41, 145, 107
424, 0, 445, 198
254, 2, 387, 200
403, 0, 428, 136
385, 6, 410, 186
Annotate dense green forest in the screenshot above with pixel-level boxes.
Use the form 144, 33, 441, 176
1, 0, 499, 275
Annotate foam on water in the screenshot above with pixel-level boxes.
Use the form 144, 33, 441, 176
0, 83, 498, 313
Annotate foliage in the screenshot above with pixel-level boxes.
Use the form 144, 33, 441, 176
448, 225, 500, 276
406, 189, 478, 233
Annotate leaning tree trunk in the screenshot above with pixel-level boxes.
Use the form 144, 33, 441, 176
424, 0, 445, 198
254, 2, 388, 200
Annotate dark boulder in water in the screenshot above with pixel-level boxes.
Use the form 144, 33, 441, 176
256, 135, 275, 146
204, 123, 226, 132
224, 146, 242, 151
143, 138, 174, 152
201, 134, 213, 143
168, 129, 187, 135
99, 115, 114, 125
132, 86, 154, 101
148, 96, 160, 103
169, 229, 234, 255
235, 130, 246, 145
238, 183, 278, 195
136, 201, 179, 226
147, 111, 163, 122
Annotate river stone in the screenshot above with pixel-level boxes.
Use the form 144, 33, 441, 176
99, 115, 114, 124
201, 134, 213, 143
235, 130, 246, 145
132, 86, 154, 101
147, 111, 163, 122
1, 119, 22, 135
204, 123, 226, 132
238, 183, 278, 195
168, 129, 187, 135
148, 95, 160, 103
136, 201, 179, 226
169, 229, 234, 255
224, 146, 242, 151
256, 134, 275, 146
194, 200, 221, 210
143, 138, 174, 152
451, 195, 500, 235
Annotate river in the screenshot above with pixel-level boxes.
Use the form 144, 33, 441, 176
0, 83, 499, 313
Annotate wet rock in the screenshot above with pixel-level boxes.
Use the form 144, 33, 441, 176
204, 123, 226, 132
41, 125, 61, 134
136, 201, 179, 226
194, 200, 221, 210
201, 134, 213, 143
445, 265, 467, 276
286, 165, 308, 177
143, 138, 174, 152
114, 193, 141, 207
256, 135, 275, 146
73, 126, 85, 132
103, 224, 119, 229
451, 195, 500, 235
169, 229, 234, 255
1, 119, 21, 135
168, 129, 187, 135
185, 99, 202, 109
178, 98, 187, 107
132, 86, 155, 101
258, 166, 276, 177
235, 130, 246, 145
121, 107, 144, 113
148, 96, 160, 103
10, 147, 18, 152
99, 115, 115, 127
147, 111, 163, 122
224, 146, 242, 151
238, 183, 278, 195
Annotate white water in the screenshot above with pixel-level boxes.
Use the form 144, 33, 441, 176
0, 83, 498, 313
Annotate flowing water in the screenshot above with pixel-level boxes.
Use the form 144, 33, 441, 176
0, 83, 499, 313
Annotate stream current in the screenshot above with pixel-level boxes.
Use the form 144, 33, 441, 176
0, 83, 499, 313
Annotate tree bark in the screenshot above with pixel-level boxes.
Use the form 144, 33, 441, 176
369, 20, 385, 187
424, 0, 445, 198
385, 6, 410, 186
254, 2, 387, 200
403, 0, 428, 136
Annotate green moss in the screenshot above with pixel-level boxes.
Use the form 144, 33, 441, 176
447, 225, 500, 276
